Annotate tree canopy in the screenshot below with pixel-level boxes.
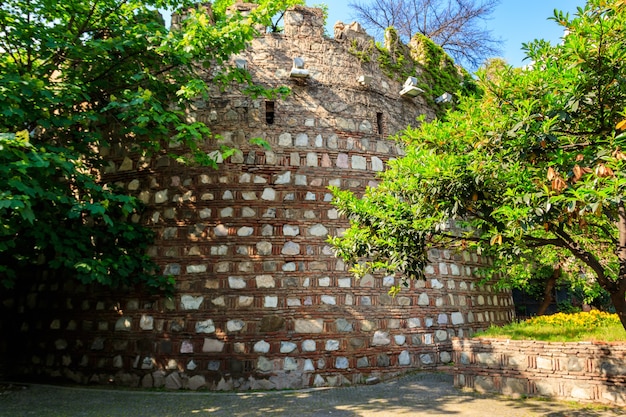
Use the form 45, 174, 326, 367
0, 0, 299, 292
331, 0, 626, 329
347, 0, 502, 69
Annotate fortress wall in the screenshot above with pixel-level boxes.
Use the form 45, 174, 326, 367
0, 5, 514, 390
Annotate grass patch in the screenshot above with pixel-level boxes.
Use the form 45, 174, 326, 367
475, 311, 626, 342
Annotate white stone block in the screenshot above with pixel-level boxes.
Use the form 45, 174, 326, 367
336, 357, 349, 369
180, 340, 193, 353
309, 224, 328, 237
220, 207, 233, 217
399, 350, 411, 366
264, 296, 278, 308
228, 276, 246, 289
256, 275, 275, 288
211, 296, 226, 307
418, 293, 429, 306
282, 241, 300, 255
440, 351, 452, 363
237, 226, 254, 237
226, 320, 245, 332
284, 357, 298, 371
280, 341, 297, 353
295, 174, 307, 185
202, 338, 225, 352
241, 207, 256, 217
254, 340, 270, 353
261, 188, 276, 201
372, 331, 391, 346
371, 156, 384, 171
282, 262, 296, 271
435, 330, 448, 341
154, 189, 169, 204
278, 133, 292, 146
140, 315, 154, 330
451, 312, 464, 325
186, 264, 207, 274
283, 225, 300, 236
256, 241, 272, 255
295, 133, 309, 146
325, 340, 340, 351
351, 155, 367, 170
306, 152, 318, 167
295, 319, 324, 333
181, 295, 204, 310
302, 339, 317, 352
238, 296, 253, 307
195, 319, 215, 333
338, 278, 352, 288
407, 317, 422, 329
431, 278, 444, 289
321, 295, 336, 305
199, 208, 212, 219
275, 171, 291, 184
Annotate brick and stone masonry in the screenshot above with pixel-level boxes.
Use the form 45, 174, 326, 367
452, 338, 626, 406
0, 5, 515, 390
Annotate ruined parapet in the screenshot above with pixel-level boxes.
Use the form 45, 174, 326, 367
334, 21, 373, 44
0, 6, 513, 390
283, 5, 325, 37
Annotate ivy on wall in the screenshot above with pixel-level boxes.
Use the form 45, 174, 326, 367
347, 27, 479, 118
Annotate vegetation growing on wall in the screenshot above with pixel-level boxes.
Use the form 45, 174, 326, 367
346, 26, 478, 117
409, 33, 479, 108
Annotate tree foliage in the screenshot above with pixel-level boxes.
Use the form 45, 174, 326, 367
347, 0, 502, 69
331, 0, 626, 329
0, 0, 296, 292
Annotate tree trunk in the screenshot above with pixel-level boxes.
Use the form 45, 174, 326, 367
614, 202, 626, 331
537, 267, 560, 316
610, 286, 626, 331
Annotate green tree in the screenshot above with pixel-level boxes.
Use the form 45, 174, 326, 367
330, 0, 626, 329
0, 0, 297, 292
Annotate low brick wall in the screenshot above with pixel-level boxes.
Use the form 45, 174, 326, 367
452, 338, 626, 406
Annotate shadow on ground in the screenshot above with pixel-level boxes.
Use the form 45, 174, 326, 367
0, 373, 623, 417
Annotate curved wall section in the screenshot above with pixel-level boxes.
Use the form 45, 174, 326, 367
0, 6, 514, 390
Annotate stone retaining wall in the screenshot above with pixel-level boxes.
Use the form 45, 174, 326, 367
452, 338, 626, 406
0, 5, 515, 390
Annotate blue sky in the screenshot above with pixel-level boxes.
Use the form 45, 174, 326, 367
315, 0, 581, 67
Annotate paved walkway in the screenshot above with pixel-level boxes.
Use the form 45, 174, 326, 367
1, 372, 623, 417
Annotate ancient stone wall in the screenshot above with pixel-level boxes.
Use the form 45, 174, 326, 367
0, 6, 514, 390
452, 338, 626, 406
